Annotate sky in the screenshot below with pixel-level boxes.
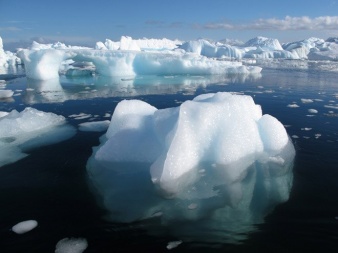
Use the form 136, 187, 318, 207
1, 0, 338, 50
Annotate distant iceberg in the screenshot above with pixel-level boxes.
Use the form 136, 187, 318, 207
87, 92, 295, 242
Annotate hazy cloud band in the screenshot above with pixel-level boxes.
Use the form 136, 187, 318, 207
204, 16, 338, 31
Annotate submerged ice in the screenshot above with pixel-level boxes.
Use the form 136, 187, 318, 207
87, 92, 295, 241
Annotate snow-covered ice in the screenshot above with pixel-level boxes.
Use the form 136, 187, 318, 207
87, 92, 295, 234
55, 238, 88, 253
12, 220, 38, 234
0, 107, 76, 167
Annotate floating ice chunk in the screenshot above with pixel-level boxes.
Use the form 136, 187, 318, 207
0, 107, 75, 167
166, 240, 182, 250
301, 98, 313, 103
0, 89, 14, 98
78, 120, 110, 132
308, 109, 318, 114
292, 135, 299, 139
324, 105, 338, 110
301, 128, 312, 131
68, 113, 92, 120
315, 134, 322, 139
12, 220, 38, 234
287, 104, 299, 108
55, 238, 88, 253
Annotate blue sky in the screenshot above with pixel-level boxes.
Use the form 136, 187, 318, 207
1, 0, 338, 50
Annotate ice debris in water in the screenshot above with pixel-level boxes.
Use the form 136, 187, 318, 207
0, 89, 14, 98
287, 103, 299, 108
308, 109, 318, 114
0, 107, 75, 167
55, 238, 88, 253
78, 120, 110, 132
166, 240, 183, 250
12, 220, 38, 234
87, 92, 295, 242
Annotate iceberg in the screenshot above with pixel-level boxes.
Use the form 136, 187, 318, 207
0, 107, 76, 167
0, 36, 21, 67
17, 37, 261, 80
87, 92, 295, 241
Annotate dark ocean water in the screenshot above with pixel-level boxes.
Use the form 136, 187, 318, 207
1, 67, 338, 252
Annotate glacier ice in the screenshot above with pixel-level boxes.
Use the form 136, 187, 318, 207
87, 92, 295, 241
0, 107, 76, 167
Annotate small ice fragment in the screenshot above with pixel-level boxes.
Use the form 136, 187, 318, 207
26, 88, 34, 91
287, 104, 299, 108
303, 136, 310, 139
301, 128, 312, 131
12, 220, 38, 234
0, 90, 14, 98
257, 86, 264, 89
308, 109, 318, 114
55, 238, 88, 253
68, 113, 92, 120
166, 240, 182, 250
188, 203, 198, 210
0, 80, 6, 83
292, 135, 299, 139
315, 134, 321, 139
151, 211, 163, 217
301, 98, 313, 103
78, 120, 110, 132
104, 113, 111, 118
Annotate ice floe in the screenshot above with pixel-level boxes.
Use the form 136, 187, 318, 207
0, 107, 76, 167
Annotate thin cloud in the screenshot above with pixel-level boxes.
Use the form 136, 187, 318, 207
204, 16, 338, 31
0, 26, 21, 31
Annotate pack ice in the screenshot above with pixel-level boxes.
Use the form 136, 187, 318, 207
0, 107, 75, 167
87, 92, 295, 239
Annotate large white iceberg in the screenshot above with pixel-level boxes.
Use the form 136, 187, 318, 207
0, 107, 75, 167
87, 92, 295, 241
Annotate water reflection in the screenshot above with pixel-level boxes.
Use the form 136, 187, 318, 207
21, 73, 262, 104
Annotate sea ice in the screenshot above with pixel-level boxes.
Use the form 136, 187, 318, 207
0, 107, 75, 167
55, 238, 88, 253
17, 37, 262, 80
12, 220, 38, 234
308, 109, 318, 113
87, 92, 295, 239
0, 89, 14, 98
78, 120, 110, 132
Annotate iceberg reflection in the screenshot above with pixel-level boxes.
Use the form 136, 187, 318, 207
21, 73, 261, 104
